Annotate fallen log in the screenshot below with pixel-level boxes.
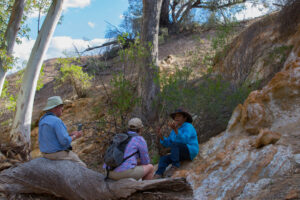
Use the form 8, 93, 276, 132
0, 158, 192, 200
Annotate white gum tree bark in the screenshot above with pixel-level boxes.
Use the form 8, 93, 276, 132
0, 0, 26, 97
10, 0, 64, 161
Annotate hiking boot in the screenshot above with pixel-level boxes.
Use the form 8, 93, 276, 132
165, 166, 179, 177
153, 174, 163, 179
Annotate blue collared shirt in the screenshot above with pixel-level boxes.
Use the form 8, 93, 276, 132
38, 112, 72, 153
160, 122, 199, 160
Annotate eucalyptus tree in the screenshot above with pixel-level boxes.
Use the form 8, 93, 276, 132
10, 0, 64, 161
138, 0, 163, 123
0, 0, 26, 97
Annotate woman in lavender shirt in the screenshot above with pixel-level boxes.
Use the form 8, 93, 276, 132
105, 118, 154, 180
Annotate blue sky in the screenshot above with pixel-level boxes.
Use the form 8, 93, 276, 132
28, 0, 128, 40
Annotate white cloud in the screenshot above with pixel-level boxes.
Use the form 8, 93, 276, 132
28, 0, 91, 19
63, 0, 91, 9
11, 36, 107, 73
88, 22, 95, 28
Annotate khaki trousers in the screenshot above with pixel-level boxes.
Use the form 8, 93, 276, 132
107, 165, 144, 181
42, 150, 86, 167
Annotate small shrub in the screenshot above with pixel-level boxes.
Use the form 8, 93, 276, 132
56, 58, 93, 98
108, 73, 140, 130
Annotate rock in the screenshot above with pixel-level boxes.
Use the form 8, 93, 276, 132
254, 128, 281, 148
165, 55, 174, 64
227, 104, 243, 131
79, 143, 97, 154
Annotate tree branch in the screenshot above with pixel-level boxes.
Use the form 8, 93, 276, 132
81, 40, 118, 53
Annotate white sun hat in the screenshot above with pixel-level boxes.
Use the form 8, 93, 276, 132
128, 118, 144, 129
43, 96, 63, 111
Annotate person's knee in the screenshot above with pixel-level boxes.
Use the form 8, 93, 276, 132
144, 164, 154, 172
149, 164, 154, 171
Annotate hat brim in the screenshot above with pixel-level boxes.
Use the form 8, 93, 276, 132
170, 111, 193, 123
42, 103, 63, 111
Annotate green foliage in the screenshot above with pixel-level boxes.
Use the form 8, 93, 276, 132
151, 153, 160, 165
158, 66, 256, 129
56, 58, 93, 98
1, 66, 45, 112
0, 79, 16, 111
15, 65, 45, 91
211, 23, 238, 64
108, 73, 140, 130
265, 45, 293, 66
212, 23, 237, 51
117, 34, 150, 69
0, 119, 12, 127
1, 79, 9, 98
0, 0, 34, 72
36, 65, 45, 91
5, 94, 16, 111
0, 1, 16, 71
159, 67, 194, 116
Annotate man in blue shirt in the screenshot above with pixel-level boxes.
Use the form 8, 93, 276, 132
154, 109, 199, 178
39, 96, 86, 167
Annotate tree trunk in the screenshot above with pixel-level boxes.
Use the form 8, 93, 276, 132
0, 0, 26, 97
0, 67, 7, 97
160, 0, 170, 28
139, 0, 163, 123
0, 158, 193, 200
9, 0, 64, 161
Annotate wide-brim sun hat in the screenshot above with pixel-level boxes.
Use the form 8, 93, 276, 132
170, 108, 193, 123
43, 96, 63, 111
128, 117, 144, 129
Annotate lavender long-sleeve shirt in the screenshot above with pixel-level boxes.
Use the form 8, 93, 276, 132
104, 131, 150, 172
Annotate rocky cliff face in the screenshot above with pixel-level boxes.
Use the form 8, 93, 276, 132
177, 6, 300, 199
215, 2, 300, 87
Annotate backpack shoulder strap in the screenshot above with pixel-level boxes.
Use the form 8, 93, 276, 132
121, 133, 140, 162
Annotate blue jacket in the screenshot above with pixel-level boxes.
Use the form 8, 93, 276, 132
38, 112, 72, 153
160, 122, 199, 160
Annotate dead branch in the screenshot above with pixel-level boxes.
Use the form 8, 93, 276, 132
81, 40, 119, 53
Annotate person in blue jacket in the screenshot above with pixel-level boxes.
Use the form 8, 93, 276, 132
154, 109, 199, 179
39, 96, 86, 167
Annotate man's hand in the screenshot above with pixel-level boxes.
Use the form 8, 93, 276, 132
71, 131, 83, 140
